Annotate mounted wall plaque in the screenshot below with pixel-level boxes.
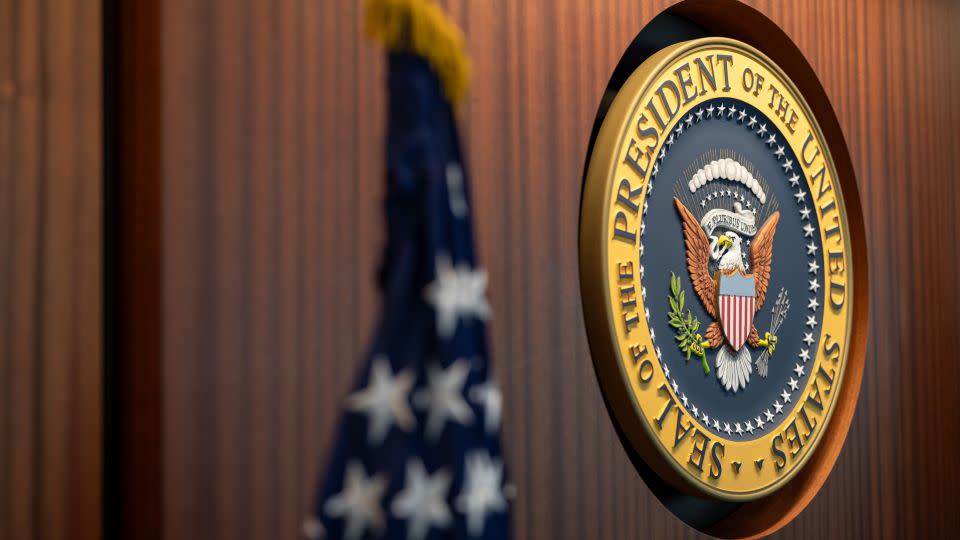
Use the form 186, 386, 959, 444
579, 3, 868, 536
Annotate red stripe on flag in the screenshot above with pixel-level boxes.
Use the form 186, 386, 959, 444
741, 296, 746, 346
738, 296, 744, 347
744, 297, 750, 344
730, 298, 734, 347
724, 297, 730, 346
743, 298, 748, 345
731, 296, 737, 347
739, 297, 746, 346
734, 296, 739, 347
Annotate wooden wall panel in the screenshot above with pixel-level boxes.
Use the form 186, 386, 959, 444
0, 0, 102, 538
127, 0, 960, 538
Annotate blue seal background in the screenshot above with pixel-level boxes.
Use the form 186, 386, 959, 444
641, 98, 823, 440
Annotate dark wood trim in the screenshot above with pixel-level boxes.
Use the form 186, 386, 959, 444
114, 0, 164, 538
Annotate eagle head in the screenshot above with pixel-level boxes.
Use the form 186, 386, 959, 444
712, 231, 746, 272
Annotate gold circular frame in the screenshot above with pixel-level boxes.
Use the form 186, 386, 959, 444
580, 37, 856, 501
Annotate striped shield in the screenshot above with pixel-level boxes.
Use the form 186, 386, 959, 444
718, 272, 756, 351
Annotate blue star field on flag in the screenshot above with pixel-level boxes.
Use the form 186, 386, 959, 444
305, 4, 511, 539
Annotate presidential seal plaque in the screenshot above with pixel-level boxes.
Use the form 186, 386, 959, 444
580, 35, 865, 534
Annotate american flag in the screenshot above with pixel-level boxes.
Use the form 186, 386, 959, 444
304, 32, 512, 540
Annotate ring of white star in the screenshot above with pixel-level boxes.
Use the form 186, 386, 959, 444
641, 100, 822, 439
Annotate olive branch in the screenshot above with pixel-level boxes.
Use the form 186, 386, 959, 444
669, 272, 710, 375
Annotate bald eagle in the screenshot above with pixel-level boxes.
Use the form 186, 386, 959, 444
674, 197, 780, 392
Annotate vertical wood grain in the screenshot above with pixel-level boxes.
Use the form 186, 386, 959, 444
0, 0, 102, 538
115, 0, 960, 538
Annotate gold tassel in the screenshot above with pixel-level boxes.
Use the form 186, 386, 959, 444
366, 0, 471, 108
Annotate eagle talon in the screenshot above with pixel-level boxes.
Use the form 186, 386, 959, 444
757, 331, 778, 355
691, 334, 711, 375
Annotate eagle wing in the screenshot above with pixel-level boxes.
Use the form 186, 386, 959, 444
749, 211, 780, 312
673, 198, 718, 320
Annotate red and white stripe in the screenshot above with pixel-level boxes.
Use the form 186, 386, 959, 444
719, 295, 755, 351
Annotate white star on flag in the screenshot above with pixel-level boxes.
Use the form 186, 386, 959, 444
302, 517, 325, 540
347, 356, 416, 445
392, 460, 453, 540
424, 255, 491, 339
419, 359, 474, 440
470, 380, 503, 435
324, 461, 388, 540
456, 450, 508, 537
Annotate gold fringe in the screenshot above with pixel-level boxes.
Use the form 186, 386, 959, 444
366, 0, 471, 107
